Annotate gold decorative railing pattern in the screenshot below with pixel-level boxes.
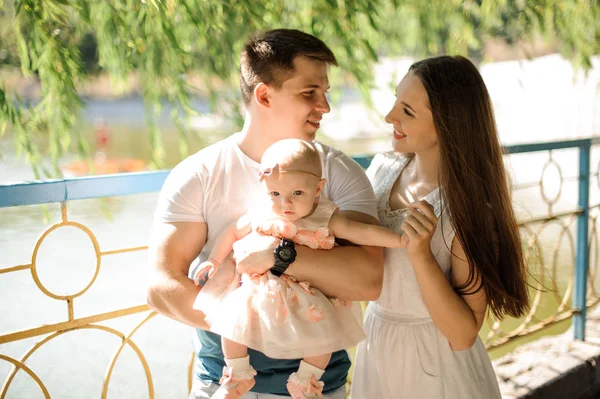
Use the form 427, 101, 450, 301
482, 148, 600, 350
1, 141, 599, 397
0, 202, 192, 398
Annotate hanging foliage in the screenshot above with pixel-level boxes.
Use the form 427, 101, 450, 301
0, 0, 598, 177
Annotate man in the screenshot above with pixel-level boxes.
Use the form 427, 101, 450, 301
147, 29, 383, 399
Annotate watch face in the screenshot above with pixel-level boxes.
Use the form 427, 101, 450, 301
278, 247, 293, 262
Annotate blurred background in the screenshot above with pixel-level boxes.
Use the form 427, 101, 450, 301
0, 0, 599, 398
1, 0, 599, 179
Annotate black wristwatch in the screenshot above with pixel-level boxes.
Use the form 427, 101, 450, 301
271, 238, 297, 277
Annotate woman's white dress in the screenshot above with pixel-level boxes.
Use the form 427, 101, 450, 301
350, 152, 502, 399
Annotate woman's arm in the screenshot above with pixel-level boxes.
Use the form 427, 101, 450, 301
402, 201, 487, 350
411, 237, 487, 350
328, 213, 406, 248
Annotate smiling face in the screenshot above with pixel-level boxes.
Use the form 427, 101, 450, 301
263, 172, 325, 221
266, 56, 331, 142
385, 71, 438, 154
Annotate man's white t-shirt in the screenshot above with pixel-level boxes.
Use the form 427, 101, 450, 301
153, 132, 378, 394
154, 133, 377, 273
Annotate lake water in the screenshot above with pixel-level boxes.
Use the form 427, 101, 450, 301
1, 53, 600, 398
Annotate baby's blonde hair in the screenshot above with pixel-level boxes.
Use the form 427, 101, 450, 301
260, 139, 322, 177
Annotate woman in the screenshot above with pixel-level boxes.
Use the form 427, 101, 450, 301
350, 56, 529, 398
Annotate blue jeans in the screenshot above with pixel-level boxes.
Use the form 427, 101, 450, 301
188, 379, 347, 399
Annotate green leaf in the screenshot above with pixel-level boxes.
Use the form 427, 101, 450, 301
0, 0, 598, 178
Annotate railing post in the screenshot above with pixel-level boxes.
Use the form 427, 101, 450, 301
573, 141, 591, 340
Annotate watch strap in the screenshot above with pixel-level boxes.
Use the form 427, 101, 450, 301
270, 259, 288, 277
270, 238, 296, 277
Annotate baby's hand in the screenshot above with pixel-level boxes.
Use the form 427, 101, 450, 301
193, 259, 220, 286
399, 232, 409, 249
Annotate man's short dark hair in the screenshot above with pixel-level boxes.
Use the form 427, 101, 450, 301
240, 29, 338, 105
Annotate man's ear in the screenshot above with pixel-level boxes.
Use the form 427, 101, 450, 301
316, 178, 326, 195
254, 83, 270, 109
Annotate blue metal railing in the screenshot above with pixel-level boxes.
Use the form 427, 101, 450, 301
0, 170, 171, 207
575, 142, 591, 339
1, 137, 598, 340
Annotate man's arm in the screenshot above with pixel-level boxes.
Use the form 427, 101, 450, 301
210, 217, 253, 265
146, 220, 210, 330
234, 210, 384, 301
286, 210, 384, 301
287, 150, 384, 301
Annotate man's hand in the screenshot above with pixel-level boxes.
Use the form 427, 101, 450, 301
232, 231, 279, 275
146, 220, 210, 330
192, 259, 220, 286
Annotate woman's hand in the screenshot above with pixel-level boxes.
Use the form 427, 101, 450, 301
401, 200, 438, 263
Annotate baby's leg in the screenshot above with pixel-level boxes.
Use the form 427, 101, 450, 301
287, 353, 332, 399
210, 338, 256, 399
303, 354, 331, 370
222, 337, 248, 359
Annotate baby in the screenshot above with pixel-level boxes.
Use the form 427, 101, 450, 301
193, 139, 407, 399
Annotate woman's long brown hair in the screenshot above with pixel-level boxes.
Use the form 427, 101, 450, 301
410, 56, 529, 319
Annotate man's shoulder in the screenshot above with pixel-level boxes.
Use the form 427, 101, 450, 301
190, 134, 237, 163
312, 141, 360, 174
174, 134, 237, 172
313, 140, 346, 161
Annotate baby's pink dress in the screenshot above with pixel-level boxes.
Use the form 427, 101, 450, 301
193, 198, 365, 359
